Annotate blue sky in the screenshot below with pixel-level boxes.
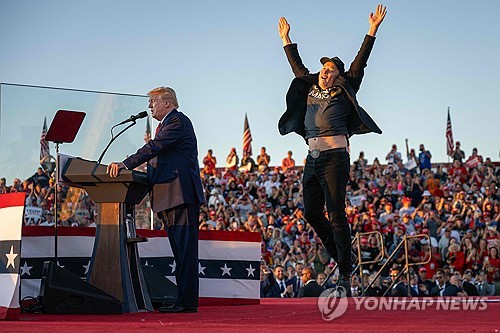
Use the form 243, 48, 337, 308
1, 0, 499, 180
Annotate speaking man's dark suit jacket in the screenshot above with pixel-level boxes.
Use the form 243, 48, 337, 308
123, 109, 205, 212
123, 109, 204, 309
297, 280, 324, 297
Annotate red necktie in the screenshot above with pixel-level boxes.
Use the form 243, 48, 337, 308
155, 123, 161, 137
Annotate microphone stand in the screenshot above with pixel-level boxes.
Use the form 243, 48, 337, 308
97, 121, 137, 165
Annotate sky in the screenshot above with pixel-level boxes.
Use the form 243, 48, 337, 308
1, 0, 499, 181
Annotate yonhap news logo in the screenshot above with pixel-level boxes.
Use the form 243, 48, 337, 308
318, 292, 488, 321
317, 287, 349, 321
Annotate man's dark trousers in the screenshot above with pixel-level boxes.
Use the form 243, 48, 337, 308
302, 149, 351, 275
160, 203, 200, 308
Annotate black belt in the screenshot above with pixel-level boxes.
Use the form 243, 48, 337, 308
307, 147, 348, 158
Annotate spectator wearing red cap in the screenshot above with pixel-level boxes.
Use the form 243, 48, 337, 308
402, 213, 416, 235
206, 210, 217, 229
379, 202, 394, 227
418, 266, 433, 291
399, 196, 416, 219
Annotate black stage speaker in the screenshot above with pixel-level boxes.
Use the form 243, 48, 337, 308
141, 265, 178, 306
40, 261, 122, 314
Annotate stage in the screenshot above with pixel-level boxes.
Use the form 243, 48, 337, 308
1, 298, 499, 333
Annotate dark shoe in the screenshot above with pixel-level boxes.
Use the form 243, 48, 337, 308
159, 305, 198, 313
337, 273, 352, 297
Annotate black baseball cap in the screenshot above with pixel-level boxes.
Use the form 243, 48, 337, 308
320, 56, 345, 73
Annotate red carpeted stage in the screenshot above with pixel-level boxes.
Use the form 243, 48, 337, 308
1, 298, 499, 333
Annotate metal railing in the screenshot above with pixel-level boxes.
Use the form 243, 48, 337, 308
322, 231, 385, 288
376, 234, 432, 297
322, 232, 432, 297
353, 231, 386, 295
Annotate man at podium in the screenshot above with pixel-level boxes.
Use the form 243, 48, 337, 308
107, 86, 205, 313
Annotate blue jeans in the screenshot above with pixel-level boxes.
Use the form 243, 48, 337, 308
302, 148, 351, 275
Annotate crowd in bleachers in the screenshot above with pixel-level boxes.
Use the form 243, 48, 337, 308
197, 143, 499, 297
1, 141, 499, 297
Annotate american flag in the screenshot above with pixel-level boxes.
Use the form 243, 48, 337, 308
39, 117, 50, 163
0, 193, 25, 320
242, 113, 252, 156
446, 107, 454, 157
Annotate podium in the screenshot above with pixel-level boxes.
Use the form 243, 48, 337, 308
61, 157, 152, 313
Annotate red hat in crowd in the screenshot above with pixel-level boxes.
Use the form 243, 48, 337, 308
209, 210, 216, 216
383, 226, 394, 234
398, 224, 406, 232
419, 267, 427, 273
283, 216, 290, 222
422, 228, 430, 235
402, 197, 411, 203
360, 237, 368, 245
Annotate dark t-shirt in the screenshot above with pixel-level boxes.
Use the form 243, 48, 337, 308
304, 85, 351, 139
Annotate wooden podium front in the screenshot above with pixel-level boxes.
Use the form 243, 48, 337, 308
61, 157, 152, 313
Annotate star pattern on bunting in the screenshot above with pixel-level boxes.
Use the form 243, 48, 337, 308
20, 261, 33, 276
5, 245, 18, 269
246, 264, 256, 277
82, 260, 90, 275
220, 263, 232, 276
199, 262, 206, 276
169, 260, 176, 273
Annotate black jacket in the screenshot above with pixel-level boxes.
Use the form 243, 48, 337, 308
279, 35, 382, 140
298, 281, 324, 297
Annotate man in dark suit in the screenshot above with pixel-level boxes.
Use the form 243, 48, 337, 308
287, 262, 305, 297
443, 274, 467, 296
298, 267, 324, 297
475, 271, 496, 296
264, 265, 294, 298
108, 86, 205, 313
389, 268, 408, 297
430, 269, 450, 297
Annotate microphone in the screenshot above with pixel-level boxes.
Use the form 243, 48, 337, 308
117, 111, 149, 125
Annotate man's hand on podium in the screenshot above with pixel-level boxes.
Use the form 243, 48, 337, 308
107, 162, 126, 177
